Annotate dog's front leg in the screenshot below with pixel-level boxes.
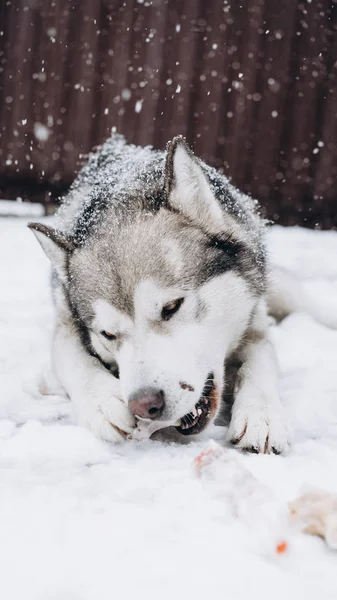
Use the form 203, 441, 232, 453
227, 301, 290, 454
52, 318, 135, 442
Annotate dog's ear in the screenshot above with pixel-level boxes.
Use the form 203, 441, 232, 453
28, 222, 75, 282
165, 136, 225, 235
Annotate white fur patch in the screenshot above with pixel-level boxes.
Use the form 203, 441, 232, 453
53, 319, 135, 443
92, 299, 133, 335
133, 279, 187, 323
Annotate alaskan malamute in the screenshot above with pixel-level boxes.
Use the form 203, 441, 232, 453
28, 134, 334, 452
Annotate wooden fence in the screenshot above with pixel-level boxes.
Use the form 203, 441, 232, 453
0, 0, 336, 227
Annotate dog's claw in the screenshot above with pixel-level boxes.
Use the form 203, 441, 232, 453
227, 404, 290, 455
230, 423, 247, 446
246, 446, 259, 454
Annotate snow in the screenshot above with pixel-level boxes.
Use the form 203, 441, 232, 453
1, 217, 337, 600
34, 122, 50, 142
135, 99, 143, 113
0, 200, 44, 217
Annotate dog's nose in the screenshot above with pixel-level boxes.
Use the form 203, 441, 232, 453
128, 388, 165, 419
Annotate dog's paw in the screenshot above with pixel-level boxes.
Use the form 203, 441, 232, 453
76, 396, 135, 443
227, 402, 290, 454
80, 400, 134, 443
72, 372, 136, 443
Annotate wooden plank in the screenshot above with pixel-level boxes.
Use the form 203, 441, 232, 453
189, 0, 232, 164
247, 0, 298, 208
156, 0, 201, 147
134, 0, 168, 147
313, 4, 337, 226
276, 0, 331, 219
0, 0, 13, 119
28, 0, 73, 188
224, 0, 266, 189
95, 0, 136, 145
57, 0, 102, 180
151, 0, 185, 149
0, 0, 37, 181
120, 0, 152, 144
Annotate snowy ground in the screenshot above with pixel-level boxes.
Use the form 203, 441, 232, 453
1, 216, 337, 600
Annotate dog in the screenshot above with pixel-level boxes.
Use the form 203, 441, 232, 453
28, 134, 335, 453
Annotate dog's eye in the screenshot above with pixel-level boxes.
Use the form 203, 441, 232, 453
161, 298, 184, 321
101, 330, 116, 341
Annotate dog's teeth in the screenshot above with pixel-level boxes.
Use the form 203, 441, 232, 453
175, 419, 182, 426
192, 407, 198, 417
197, 408, 202, 416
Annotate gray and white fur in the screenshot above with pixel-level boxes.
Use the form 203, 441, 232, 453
28, 134, 333, 452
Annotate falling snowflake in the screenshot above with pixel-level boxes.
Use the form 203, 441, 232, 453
33, 122, 50, 142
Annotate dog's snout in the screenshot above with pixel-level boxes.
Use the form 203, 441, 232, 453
128, 388, 165, 420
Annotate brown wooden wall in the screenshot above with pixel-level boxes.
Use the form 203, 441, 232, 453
0, 0, 336, 227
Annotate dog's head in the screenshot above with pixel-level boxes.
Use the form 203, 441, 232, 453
29, 137, 263, 436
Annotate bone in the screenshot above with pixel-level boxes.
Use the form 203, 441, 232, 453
289, 488, 337, 549
132, 418, 170, 441
193, 441, 274, 513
